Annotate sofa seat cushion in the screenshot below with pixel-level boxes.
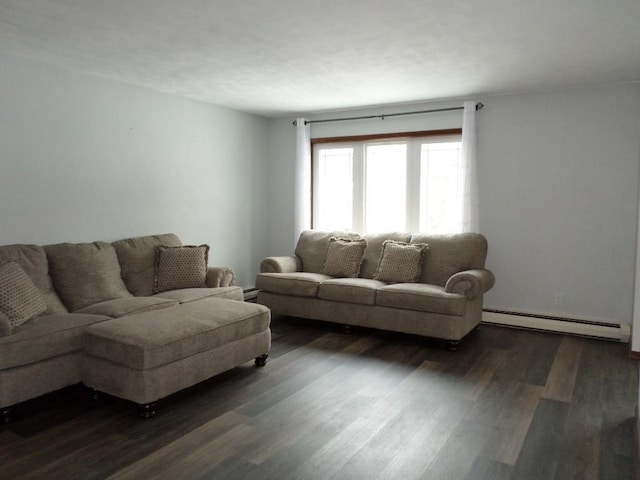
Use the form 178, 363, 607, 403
154, 286, 244, 303
0, 313, 110, 369
256, 272, 332, 298
75, 297, 178, 318
318, 278, 387, 305
83, 298, 270, 370
375, 283, 466, 316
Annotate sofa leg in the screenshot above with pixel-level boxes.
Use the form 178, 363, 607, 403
255, 353, 268, 367
1, 407, 12, 424
447, 340, 460, 351
138, 403, 156, 419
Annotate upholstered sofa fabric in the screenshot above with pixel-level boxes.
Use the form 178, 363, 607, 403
112, 233, 182, 296
257, 230, 494, 343
322, 237, 367, 278
45, 242, 133, 311
83, 298, 270, 370
0, 313, 109, 369
295, 230, 359, 273
75, 297, 178, 317
0, 244, 67, 315
0, 261, 47, 331
318, 278, 386, 305
154, 286, 243, 304
375, 283, 466, 316
1, 232, 270, 415
154, 245, 209, 293
256, 272, 332, 297
359, 232, 411, 279
411, 233, 488, 287
373, 240, 427, 283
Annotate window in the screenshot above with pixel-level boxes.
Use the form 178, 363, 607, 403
312, 130, 462, 234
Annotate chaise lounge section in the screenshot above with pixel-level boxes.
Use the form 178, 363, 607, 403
0, 233, 270, 420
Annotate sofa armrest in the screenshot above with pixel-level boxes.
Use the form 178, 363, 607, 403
444, 269, 495, 299
260, 256, 302, 273
206, 267, 237, 287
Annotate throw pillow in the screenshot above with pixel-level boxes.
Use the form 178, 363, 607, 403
322, 237, 367, 278
0, 312, 11, 337
154, 245, 209, 293
373, 240, 428, 283
0, 260, 47, 331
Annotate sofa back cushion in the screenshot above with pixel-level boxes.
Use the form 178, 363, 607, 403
295, 230, 359, 273
112, 233, 182, 296
0, 244, 68, 315
359, 232, 412, 279
45, 242, 133, 311
411, 233, 488, 286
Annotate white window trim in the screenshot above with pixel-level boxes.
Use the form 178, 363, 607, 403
312, 132, 462, 234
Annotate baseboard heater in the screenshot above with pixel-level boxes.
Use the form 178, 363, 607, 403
482, 309, 630, 342
243, 287, 259, 303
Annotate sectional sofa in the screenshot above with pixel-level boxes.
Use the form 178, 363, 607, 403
256, 230, 494, 349
0, 233, 271, 420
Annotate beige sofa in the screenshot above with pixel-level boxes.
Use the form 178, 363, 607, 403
0, 233, 270, 420
256, 230, 494, 349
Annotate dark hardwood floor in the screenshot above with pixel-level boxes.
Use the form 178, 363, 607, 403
1, 316, 637, 479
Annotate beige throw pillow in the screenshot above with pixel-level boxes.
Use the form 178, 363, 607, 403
154, 245, 209, 293
0, 261, 47, 332
373, 240, 428, 283
322, 237, 367, 278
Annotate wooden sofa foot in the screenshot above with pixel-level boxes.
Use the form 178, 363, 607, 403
91, 388, 101, 401
255, 353, 268, 367
138, 403, 156, 419
447, 340, 460, 351
1, 408, 12, 424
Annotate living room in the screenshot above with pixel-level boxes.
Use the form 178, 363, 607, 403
1, 1, 639, 478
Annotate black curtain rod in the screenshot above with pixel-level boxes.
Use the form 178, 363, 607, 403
292, 102, 483, 126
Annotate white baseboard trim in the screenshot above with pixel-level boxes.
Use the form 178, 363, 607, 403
482, 310, 630, 342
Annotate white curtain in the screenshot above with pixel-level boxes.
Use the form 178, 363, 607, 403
461, 101, 479, 232
293, 117, 311, 246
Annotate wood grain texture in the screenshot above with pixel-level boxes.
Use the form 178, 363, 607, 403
1, 317, 637, 479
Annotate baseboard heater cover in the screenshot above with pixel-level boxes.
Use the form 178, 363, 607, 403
482, 309, 630, 342
243, 287, 259, 302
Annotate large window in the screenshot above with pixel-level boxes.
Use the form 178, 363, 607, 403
312, 130, 463, 234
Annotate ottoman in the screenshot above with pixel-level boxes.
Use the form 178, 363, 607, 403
81, 298, 271, 417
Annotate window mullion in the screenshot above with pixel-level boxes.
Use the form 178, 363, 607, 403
352, 143, 364, 233
406, 139, 421, 232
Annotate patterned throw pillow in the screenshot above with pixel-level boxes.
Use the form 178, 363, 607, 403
154, 245, 209, 293
322, 237, 367, 278
0, 261, 47, 331
373, 240, 428, 283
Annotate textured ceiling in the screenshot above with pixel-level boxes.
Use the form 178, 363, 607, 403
1, 0, 639, 116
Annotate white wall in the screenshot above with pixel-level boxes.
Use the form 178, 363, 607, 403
267, 84, 640, 326
0, 55, 269, 288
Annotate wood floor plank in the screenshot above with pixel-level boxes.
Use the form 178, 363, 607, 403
511, 398, 570, 479
1, 322, 636, 480
542, 336, 584, 402
490, 382, 543, 465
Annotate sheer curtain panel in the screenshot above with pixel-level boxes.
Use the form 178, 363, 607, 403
293, 118, 311, 246
461, 101, 480, 232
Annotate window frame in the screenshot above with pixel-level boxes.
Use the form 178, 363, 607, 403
311, 128, 462, 233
